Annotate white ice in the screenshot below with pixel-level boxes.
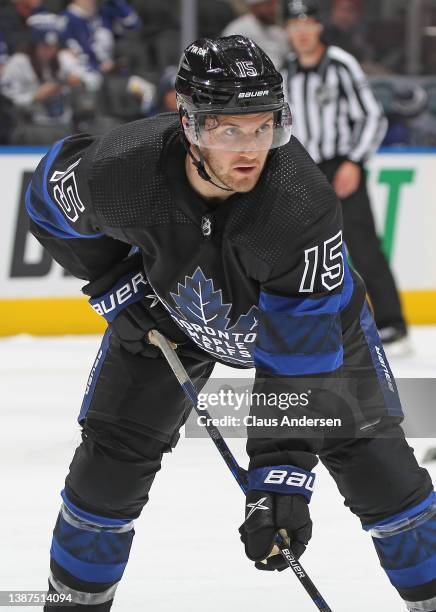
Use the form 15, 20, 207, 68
1, 327, 435, 611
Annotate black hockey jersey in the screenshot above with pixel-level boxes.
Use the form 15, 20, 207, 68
27, 112, 365, 376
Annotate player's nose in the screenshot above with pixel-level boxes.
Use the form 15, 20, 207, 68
236, 151, 259, 162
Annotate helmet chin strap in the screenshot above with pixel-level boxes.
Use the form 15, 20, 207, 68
184, 139, 234, 193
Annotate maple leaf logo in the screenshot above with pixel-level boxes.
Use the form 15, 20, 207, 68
170, 267, 258, 334
165, 267, 258, 365
171, 268, 232, 328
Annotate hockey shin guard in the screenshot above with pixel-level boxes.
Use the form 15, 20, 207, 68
46, 490, 135, 610
366, 491, 436, 611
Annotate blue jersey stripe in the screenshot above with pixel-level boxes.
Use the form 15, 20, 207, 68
258, 311, 342, 355
254, 345, 343, 375
259, 257, 353, 316
259, 290, 342, 316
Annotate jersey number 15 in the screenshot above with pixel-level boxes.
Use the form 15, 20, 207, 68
299, 231, 344, 293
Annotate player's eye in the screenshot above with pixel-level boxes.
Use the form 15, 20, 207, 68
223, 127, 241, 138
256, 123, 272, 136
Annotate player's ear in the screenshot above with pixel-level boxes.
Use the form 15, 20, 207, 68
180, 113, 197, 145
181, 114, 195, 146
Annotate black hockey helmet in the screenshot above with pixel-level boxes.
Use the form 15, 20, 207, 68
176, 35, 292, 152
285, 0, 320, 20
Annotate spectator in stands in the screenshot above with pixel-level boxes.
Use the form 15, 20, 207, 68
62, 0, 141, 76
61, 0, 155, 118
0, 18, 92, 144
128, 0, 178, 76
222, 0, 289, 69
0, 0, 58, 143
323, 0, 373, 63
198, 0, 237, 39
0, 0, 50, 56
147, 66, 177, 116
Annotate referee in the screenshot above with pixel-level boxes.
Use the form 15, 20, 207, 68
282, 0, 409, 355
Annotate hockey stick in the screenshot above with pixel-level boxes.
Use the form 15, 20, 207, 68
148, 330, 333, 612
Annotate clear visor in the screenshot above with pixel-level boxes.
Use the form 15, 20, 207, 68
183, 104, 292, 152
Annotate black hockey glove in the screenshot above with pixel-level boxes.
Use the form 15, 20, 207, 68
82, 253, 188, 357
239, 462, 316, 571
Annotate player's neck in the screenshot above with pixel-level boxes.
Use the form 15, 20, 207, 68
298, 43, 326, 68
185, 153, 234, 201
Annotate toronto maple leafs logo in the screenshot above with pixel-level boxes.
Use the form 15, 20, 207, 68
161, 267, 259, 365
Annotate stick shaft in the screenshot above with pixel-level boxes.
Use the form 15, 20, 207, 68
149, 330, 333, 611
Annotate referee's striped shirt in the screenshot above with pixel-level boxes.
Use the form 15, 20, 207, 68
282, 45, 387, 164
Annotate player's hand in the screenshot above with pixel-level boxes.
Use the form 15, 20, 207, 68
82, 253, 188, 357
239, 489, 312, 570
239, 464, 315, 571
332, 160, 361, 199
110, 298, 187, 356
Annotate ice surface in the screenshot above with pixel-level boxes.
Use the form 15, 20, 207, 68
1, 327, 435, 611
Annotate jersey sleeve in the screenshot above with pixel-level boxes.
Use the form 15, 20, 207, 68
247, 180, 354, 465
255, 207, 352, 377
27, 134, 131, 282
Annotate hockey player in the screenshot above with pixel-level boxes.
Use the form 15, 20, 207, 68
27, 36, 435, 611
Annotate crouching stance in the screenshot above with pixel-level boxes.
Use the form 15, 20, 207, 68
27, 34, 435, 610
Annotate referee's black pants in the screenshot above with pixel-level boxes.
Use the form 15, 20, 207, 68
319, 157, 406, 331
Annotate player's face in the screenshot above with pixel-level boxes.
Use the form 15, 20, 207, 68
286, 17, 323, 55
199, 112, 273, 193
